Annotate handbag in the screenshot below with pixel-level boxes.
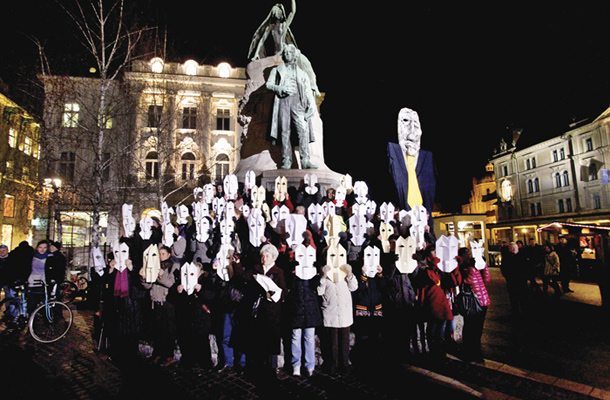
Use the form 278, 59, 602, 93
453, 283, 482, 317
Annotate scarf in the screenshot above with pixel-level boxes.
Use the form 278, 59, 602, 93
34, 251, 50, 260
114, 269, 130, 298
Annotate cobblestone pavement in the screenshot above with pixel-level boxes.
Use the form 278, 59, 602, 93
3, 268, 610, 399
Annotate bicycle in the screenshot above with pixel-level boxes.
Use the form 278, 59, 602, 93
0, 280, 73, 343
57, 268, 89, 304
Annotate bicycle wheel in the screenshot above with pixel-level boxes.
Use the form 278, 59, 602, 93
28, 301, 73, 343
0, 298, 21, 327
57, 281, 78, 303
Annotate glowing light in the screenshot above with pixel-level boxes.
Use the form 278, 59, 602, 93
217, 62, 231, 78
184, 60, 198, 76
150, 57, 164, 73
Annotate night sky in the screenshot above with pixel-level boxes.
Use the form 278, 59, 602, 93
3, 1, 610, 212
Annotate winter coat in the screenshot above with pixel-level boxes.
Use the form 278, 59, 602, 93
285, 274, 323, 329
461, 265, 491, 307
317, 265, 358, 328
383, 265, 417, 311
354, 272, 386, 317
413, 257, 461, 321
544, 251, 560, 276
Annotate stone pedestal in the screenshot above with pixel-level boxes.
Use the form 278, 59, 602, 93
234, 55, 343, 190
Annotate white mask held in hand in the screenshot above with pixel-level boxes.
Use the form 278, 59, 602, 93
91, 246, 105, 277
295, 244, 317, 280
395, 236, 417, 274
224, 174, 239, 201
139, 216, 153, 240
363, 245, 380, 278
307, 203, 324, 232
283, 214, 307, 248
349, 214, 367, 247
216, 244, 234, 281
181, 262, 199, 295
470, 240, 486, 270
122, 204, 136, 238
248, 208, 267, 247
325, 242, 347, 283
112, 242, 130, 273
436, 235, 459, 273
142, 244, 161, 283
304, 174, 318, 195
379, 222, 394, 253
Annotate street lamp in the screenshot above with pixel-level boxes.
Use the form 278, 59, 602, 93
44, 178, 62, 241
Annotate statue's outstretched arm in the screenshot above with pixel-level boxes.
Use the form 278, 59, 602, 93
286, 0, 296, 27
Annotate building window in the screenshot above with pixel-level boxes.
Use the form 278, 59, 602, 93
147, 105, 163, 128
527, 179, 534, 194
63, 102, 80, 128
215, 154, 229, 182
216, 109, 230, 131
593, 194, 602, 209
559, 148, 565, 160
585, 138, 593, 152
181, 152, 196, 180
563, 171, 570, 186
566, 198, 573, 212
553, 150, 558, 162
8, 128, 17, 148
530, 203, 536, 217
502, 165, 508, 177
145, 151, 159, 179
526, 159, 531, 170
23, 136, 32, 156
558, 199, 565, 213
183, 107, 197, 129
537, 202, 542, 215
3, 195, 15, 218
554, 173, 562, 188
534, 178, 540, 192
589, 163, 599, 181
99, 107, 113, 129
59, 151, 76, 181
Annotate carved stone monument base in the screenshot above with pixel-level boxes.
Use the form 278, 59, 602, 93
260, 168, 343, 195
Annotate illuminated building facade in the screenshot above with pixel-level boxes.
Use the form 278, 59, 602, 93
489, 107, 610, 247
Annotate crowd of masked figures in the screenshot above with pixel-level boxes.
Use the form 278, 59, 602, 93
90, 170, 487, 377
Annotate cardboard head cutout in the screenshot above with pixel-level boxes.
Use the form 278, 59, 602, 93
196, 216, 212, 243
322, 201, 336, 218
176, 205, 190, 225
270, 204, 290, 230
363, 245, 380, 278
340, 174, 353, 195
224, 174, 239, 201
139, 216, 153, 240
325, 243, 348, 283
353, 181, 369, 205
398, 107, 422, 157
470, 240, 486, 270
304, 174, 319, 195
275, 176, 288, 202
162, 221, 175, 248
142, 244, 161, 283
380, 202, 396, 223
307, 203, 324, 232
112, 241, 130, 273
219, 217, 235, 245
213, 197, 227, 221
122, 204, 136, 237
91, 246, 105, 277
251, 185, 266, 209
240, 203, 251, 219
323, 214, 344, 247
193, 187, 204, 202
436, 235, 459, 272
295, 244, 317, 280
335, 186, 347, 203
215, 244, 234, 281
247, 208, 266, 247
408, 205, 429, 250
181, 262, 200, 295
379, 222, 394, 253
283, 214, 308, 248
203, 183, 215, 204
244, 170, 256, 191
395, 236, 417, 274
348, 214, 367, 246
365, 199, 377, 221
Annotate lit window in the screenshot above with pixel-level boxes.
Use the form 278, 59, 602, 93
563, 171, 570, 186
184, 60, 198, 76
217, 62, 231, 78
150, 57, 164, 73
23, 136, 32, 155
3, 195, 14, 218
585, 138, 593, 152
146, 152, 159, 179
99, 107, 113, 129
63, 102, 80, 128
216, 109, 230, 131
589, 163, 599, 181
181, 152, 196, 180
183, 107, 197, 129
8, 128, 17, 148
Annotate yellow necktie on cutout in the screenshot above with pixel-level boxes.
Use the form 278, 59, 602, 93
406, 155, 423, 208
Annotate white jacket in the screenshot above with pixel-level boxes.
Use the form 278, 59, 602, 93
317, 265, 358, 328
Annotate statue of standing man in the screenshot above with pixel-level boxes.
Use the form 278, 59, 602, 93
266, 44, 318, 169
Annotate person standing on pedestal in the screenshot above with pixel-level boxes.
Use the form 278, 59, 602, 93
266, 44, 318, 170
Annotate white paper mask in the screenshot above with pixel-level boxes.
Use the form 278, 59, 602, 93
219, 217, 235, 245
91, 246, 105, 277
408, 205, 429, 250
322, 201, 336, 218
379, 222, 394, 253
196, 216, 212, 243
122, 204, 136, 237
193, 187, 204, 202
363, 245, 380, 278
335, 186, 347, 203
326, 243, 347, 283
271, 204, 290, 230
470, 240, 486, 270
112, 241, 130, 273
162, 222, 174, 248
181, 262, 200, 295
247, 208, 266, 247
224, 174, 239, 201
193, 202, 209, 221
283, 214, 308, 248
436, 235, 459, 272
295, 244, 317, 280
142, 244, 161, 283
176, 205, 190, 225
240, 204, 250, 219
353, 181, 369, 205
348, 214, 367, 246
365, 200, 377, 221
244, 170, 256, 191
213, 197, 227, 221
395, 236, 417, 274
139, 216, 153, 240
340, 174, 353, 195
203, 183, 215, 204
275, 176, 288, 202
304, 174, 319, 195
251, 185, 266, 209
307, 203, 324, 232
324, 214, 344, 247
215, 244, 234, 281
224, 201, 236, 222
380, 202, 396, 223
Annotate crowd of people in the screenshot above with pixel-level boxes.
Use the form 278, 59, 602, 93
0, 172, 493, 393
